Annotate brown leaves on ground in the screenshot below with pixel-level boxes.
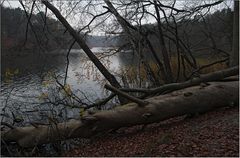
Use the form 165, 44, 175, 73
64, 106, 239, 157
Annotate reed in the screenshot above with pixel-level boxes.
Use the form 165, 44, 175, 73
120, 56, 228, 85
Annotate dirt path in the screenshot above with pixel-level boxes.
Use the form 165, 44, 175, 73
64, 106, 239, 157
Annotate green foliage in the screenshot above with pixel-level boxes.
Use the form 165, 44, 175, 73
79, 108, 85, 118
3, 68, 20, 83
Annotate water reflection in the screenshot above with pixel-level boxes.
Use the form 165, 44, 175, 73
0, 47, 134, 124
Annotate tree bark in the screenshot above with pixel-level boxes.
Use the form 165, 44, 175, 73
2, 80, 238, 148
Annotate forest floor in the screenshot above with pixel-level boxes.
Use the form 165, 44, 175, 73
64, 106, 239, 157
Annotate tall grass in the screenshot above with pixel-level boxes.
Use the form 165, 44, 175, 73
120, 56, 228, 86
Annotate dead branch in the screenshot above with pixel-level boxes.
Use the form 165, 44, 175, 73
85, 93, 116, 110
121, 66, 238, 98
105, 84, 148, 106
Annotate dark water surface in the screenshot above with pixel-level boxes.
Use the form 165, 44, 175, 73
1, 47, 136, 124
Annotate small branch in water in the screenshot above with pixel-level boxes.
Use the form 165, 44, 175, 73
64, 39, 76, 85
105, 84, 148, 106
1, 122, 15, 129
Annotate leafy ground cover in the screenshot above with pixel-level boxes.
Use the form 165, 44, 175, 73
64, 106, 239, 157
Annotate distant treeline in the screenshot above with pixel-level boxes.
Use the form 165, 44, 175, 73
118, 8, 233, 59
1, 5, 72, 53
1, 5, 233, 58
1, 5, 121, 54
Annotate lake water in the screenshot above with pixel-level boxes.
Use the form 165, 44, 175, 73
0, 47, 137, 124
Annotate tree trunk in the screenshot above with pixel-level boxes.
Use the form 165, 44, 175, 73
2, 80, 238, 148
230, 0, 239, 66
41, 0, 127, 104
153, 0, 173, 83
120, 66, 238, 98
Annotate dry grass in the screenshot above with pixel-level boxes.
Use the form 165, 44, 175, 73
121, 56, 227, 84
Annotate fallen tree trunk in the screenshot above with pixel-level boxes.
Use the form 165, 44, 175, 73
1, 80, 238, 148
121, 66, 238, 97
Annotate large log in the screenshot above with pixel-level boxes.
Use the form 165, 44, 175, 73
121, 66, 239, 97
1, 81, 238, 148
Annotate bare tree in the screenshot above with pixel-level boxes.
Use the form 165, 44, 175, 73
41, 0, 128, 104
1, 0, 237, 153
104, 0, 169, 84
153, 0, 173, 83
